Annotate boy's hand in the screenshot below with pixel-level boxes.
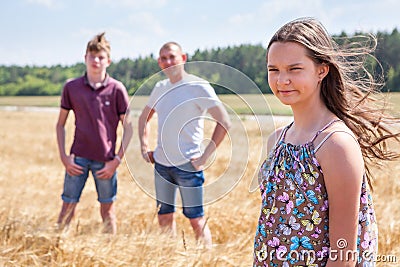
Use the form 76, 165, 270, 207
63, 154, 84, 176
96, 159, 119, 179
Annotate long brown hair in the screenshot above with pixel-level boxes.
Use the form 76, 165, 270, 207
267, 17, 400, 185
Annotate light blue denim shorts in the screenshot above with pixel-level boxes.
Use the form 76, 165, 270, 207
154, 161, 204, 219
61, 156, 117, 203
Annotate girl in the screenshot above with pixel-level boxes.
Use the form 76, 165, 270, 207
254, 18, 399, 266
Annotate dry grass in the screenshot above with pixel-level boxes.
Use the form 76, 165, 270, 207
0, 110, 399, 266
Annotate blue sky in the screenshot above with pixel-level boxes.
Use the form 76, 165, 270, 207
1, 0, 399, 66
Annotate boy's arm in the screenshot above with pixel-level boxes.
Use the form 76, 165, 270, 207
56, 108, 83, 176
138, 105, 155, 163
115, 112, 133, 162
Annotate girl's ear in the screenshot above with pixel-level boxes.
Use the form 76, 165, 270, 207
318, 63, 329, 80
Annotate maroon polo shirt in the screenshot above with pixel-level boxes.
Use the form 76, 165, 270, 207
60, 74, 130, 162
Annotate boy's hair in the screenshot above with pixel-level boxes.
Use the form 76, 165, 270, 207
86, 32, 111, 57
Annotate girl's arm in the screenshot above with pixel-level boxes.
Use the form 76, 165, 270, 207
316, 131, 364, 267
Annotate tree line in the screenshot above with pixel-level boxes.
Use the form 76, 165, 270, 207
1, 28, 399, 96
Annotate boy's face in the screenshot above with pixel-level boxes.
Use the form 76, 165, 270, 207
85, 50, 111, 74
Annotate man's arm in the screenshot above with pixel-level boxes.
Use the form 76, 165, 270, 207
191, 104, 231, 170
138, 105, 155, 163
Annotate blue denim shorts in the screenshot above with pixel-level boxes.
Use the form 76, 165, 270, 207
61, 156, 117, 203
154, 161, 205, 219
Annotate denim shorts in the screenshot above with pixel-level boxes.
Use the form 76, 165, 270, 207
154, 161, 205, 219
61, 156, 117, 203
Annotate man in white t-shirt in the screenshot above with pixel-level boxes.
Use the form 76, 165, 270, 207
138, 42, 231, 248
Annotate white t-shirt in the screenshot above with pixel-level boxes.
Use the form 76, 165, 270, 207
147, 73, 221, 166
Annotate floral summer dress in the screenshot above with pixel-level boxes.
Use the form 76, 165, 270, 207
253, 120, 378, 267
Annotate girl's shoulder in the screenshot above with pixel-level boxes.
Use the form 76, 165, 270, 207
266, 125, 287, 153
313, 121, 358, 153
314, 121, 364, 178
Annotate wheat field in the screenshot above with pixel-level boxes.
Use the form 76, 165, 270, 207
0, 109, 399, 266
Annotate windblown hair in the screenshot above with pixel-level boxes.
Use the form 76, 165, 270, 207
267, 17, 400, 185
86, 32, 111, 57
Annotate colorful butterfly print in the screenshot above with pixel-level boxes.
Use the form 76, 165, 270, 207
314, 183, 322, 192
312, 239, 321, 246
311, 226, 322, 239
265, 182, 277, 194
267, 237, 288, 259
297, 228, 304, 236
361, 232, 376, 250
316, 247, 329, 259
294, 171, 304, 185
311, 157, 319, 166
367, 208, 376, 223
266, 196, 275, 206
302, 173, 315, 186
320, 200, 328, 212
277, 192, 294, 214
301, 181, 309, 191
262, 206, 278, 216
306, 190, 319, 205
255, 243, 268, 262
304, 254, 318, 267
360, 191, 368, 204
266, 215, 276, 227
257, 223, 266, 237
303, 203, 315, 215
293, 207, 305, 219
301, 210, 322, 231
290, 236, 314, 251
295, 192, 305, 207
279, 216, 300, 235
359, 210, 367, 224
285, 178, 296, 190
308, 163, 319, 179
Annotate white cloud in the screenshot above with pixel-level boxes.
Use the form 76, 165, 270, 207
95, 0, 167, 8
127, 12, 167, 37
25, 0, 61, 9
228, 13, 254, 25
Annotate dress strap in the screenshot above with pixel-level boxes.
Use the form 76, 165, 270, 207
279, 122, 294, 142
313, 130, 359, 153
310, 119, 342, 143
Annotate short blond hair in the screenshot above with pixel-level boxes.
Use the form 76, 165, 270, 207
86, 32, 111, 57
159, 41, 182, 54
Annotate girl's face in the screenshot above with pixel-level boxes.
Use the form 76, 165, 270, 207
267, 41, 328, 107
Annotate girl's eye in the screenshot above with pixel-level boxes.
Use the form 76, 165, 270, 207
268, 68, 278, 72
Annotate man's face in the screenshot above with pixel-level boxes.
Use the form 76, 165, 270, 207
158, 45, 186, 77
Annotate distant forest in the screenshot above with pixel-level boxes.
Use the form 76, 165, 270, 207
1, 29, 400, 96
